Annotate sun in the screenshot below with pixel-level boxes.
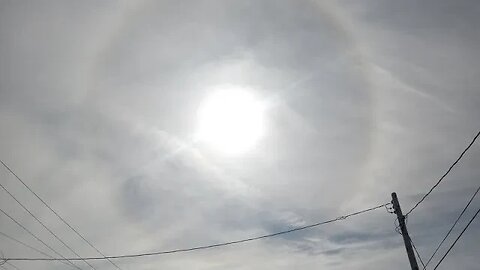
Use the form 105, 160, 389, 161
196, 86, 265, 154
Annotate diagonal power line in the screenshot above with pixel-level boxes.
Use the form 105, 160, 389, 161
0, 231, 75, 269
408, 236, 426, 269
0, 182, 96, 270
394, 219, 426, 269
0, 207, 82, 270
4, 203, 388, 262
424, 184, 480, 269
4, 262, 22, 270
0, 231, 56, 258
433, 206, 480, 270
0, 159, 123, 270
406, 130, 480, 216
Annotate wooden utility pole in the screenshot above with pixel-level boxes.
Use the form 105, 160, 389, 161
391, 192, 419, 270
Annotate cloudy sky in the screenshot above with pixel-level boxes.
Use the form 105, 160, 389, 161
1, 0, 479, 269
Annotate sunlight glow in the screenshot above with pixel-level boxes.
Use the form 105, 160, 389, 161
196, 86, 265, 154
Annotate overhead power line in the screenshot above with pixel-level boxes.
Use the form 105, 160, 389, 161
432, 206, 480, 270
0, 231, 74, 269
4, 203, 388, 262
0, 231, 53, 258
406, 130, 480, 216
392, 216, 425, 268
0, 182, 96, 270
4, 262, 22, 270
408, 236, 426, 269
0, 159, 123, 270
0, 208, 81, 270
424, 184, 480, 269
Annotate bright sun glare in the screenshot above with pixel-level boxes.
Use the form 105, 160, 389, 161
197, 86, 265, 154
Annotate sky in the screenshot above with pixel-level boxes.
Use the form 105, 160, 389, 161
0, 0, 479, 269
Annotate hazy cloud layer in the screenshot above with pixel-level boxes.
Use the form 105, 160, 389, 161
1, 0, 479, 269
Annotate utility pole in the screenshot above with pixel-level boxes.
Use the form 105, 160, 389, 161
391, 192, 419, 270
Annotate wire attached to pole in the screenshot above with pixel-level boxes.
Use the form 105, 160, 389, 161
406, 131, 480, 216
3, 203, 388, 262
